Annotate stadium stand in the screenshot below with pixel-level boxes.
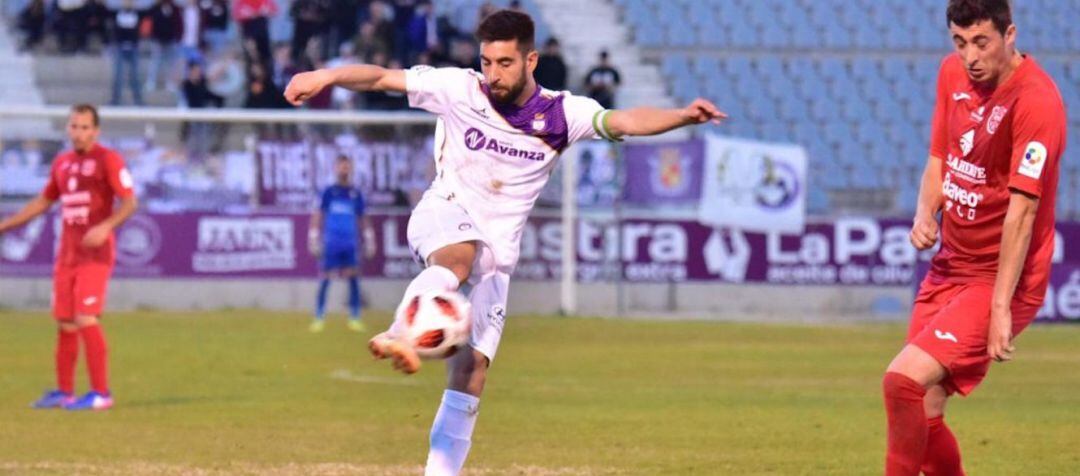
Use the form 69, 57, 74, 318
617, 0, 1080, 216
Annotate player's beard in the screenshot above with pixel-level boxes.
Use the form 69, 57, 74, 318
490, 72, 528, 105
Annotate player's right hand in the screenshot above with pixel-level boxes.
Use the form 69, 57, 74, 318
284, 69, 332, 106
909, 213, 939, 250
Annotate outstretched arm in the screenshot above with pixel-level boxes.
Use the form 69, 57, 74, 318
0, 195, 54, 234
603, 98, 726, 138
284, 65, 407, 106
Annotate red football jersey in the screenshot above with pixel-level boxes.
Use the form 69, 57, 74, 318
42, 144, 135, 268
927, 54, 1067, 304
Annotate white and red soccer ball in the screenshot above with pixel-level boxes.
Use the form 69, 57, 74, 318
395, 291, 472, 359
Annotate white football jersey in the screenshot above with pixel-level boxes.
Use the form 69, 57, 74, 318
405, 65, 616, 270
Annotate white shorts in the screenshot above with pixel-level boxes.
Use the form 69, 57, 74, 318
406, 193, 511, 362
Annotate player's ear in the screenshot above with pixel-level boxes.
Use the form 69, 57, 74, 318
1003, 23, 1017, 50
526, 49, 539, 73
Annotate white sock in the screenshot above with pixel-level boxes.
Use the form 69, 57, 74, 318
425, 390, 480, 476
405, 265, 460, 299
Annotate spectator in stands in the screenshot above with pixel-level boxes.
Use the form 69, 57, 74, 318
16, 0, 47, 51
508, 0, 525, 13
180, 61, 224, 156
179, 0, 204, 65
584, 50, 621, 109
199, 0, 230, 55
354, 21, 389, 64
289, 0, 331, 64
406, 0, 438, 64
327, 0, 361, 57
107, 0, 144, 106
182, 61, 224, 108
84, 0, 111, 52
245, 63, 292, 139
391, 0, 416, 65
145, 0, 183, 92
447, 37, 479, 71
358, 51, 406, 110
55, 0, 88, 54
367, 1, 397, 60
326, 42, 360, 110
270, 42, 293, 89
234, 0, 278, 72
534, 37, 567, 91
476, 1, 497, 28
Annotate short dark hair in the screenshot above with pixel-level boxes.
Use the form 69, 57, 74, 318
475, 9, 535, 52
947, 0, 1012, 36
336, 154, 351, 163
70, 104, 99, 127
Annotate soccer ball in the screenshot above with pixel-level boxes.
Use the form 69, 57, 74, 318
395, 290, 472, 359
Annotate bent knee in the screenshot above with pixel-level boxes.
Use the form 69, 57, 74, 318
882, 371, 926, 399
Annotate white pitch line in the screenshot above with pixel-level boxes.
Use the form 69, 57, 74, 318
329, 369, 422, 386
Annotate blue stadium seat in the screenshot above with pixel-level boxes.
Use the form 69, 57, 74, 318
817, 58, 847, 81
724, 56, 754, 78
760, 122, 791, 142
822, 21, 852, 48
666, 25, 697, 46
696, 25, 728, 47
850, 58, 879, 81
779, 98, 809, 122
634, 24, 664, 47
790, 22, 819, 49
693, 55, 721, 79
662, 54, 691, 78
730, 22, 760, 48
755, 57, 785, 79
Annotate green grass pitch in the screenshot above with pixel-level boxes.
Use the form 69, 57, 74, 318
1, 310, 1079, 475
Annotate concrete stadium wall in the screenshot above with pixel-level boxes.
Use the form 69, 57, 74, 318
0, 277, 912, 323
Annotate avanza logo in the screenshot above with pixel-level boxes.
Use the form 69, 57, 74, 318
463, 127, 545, 161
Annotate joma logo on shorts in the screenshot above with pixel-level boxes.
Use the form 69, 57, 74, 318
934, 330, 958, 343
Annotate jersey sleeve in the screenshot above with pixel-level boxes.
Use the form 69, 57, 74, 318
104, 151, 135, 199
928, 58, 951, 159
563, 93, 620, 144
404, 66, 473, 115
1006, 93, 1065, 198
42, 159, 61, 201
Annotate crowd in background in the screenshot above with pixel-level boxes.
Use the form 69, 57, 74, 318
12, 0, 619, 113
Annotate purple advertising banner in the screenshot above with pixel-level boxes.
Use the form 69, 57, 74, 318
5, 212, 1076, 286
621, 139, 704, 205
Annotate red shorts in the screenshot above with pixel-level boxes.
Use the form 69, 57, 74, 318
907, 278, 1040, 396
53, 264, 113, 320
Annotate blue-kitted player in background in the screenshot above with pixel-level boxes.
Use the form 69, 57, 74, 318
308, 155, 377, 333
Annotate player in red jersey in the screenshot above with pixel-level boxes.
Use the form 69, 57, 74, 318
0, 104, 138, 411
883, 1, 1067, 474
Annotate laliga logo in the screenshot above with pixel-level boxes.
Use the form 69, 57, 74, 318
464, 128, 487, 151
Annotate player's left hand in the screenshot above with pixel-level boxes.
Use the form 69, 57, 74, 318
988, 306, 1015, 362
680, 98, 727, 125
81, 224, 111, 249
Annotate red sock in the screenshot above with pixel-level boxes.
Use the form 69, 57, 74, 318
922, 416, 965, 476
56, 329, 80, 394
80, 325, 109, 394
883, 372, 928, 476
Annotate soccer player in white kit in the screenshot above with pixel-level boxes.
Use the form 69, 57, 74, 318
285, 10, 724, 475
